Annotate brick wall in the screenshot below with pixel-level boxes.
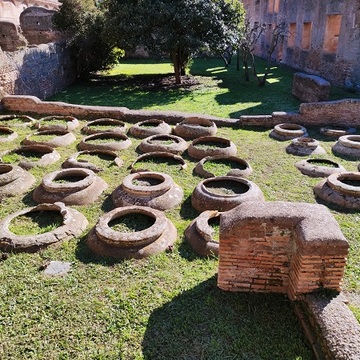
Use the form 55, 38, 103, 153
218, 201, 349, 300
3, 95, 360, 128
0, 42, 76, 100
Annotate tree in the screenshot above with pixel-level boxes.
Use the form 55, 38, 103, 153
53, 0, 118, 78
104, 0, 245, 84
238, 20, 287, 86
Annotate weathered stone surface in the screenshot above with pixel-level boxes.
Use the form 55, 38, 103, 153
218, 201, 348, 300
0, 43, 76, 100
296, 293, 360, 360
20, 7, 61, 46
43, 261, 72, 276
292, 73, 330, 103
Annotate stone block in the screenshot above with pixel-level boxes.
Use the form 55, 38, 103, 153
292, 72, 330, 103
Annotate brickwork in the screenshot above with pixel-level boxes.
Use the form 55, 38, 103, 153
0, 43, 76, 100
3, 95, 360, 129
292, 73, 330, 103
0, 95, 236, 125
241, 0, 360, 88
218, 201, 349, 300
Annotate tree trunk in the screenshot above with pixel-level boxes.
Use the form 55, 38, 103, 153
171, 51, 182, 84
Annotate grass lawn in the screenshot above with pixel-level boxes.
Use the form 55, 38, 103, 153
0, 58, 359, 359
51, 58, 359, 119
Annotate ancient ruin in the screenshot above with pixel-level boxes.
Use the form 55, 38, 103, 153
0, 202, 88, 252
314, 172, 360, 210
285, 137, 326, 156
139, 134, 188, 155
191, 176, 264, 212
218, 201, 349, 300
194, 155, 253, 178
87, 205, 177, 259
185, 210, 220, 256
33, 168, 108, 205
173, 118, 217, 139
295, 158, 346, 178
129, 119, 172, 138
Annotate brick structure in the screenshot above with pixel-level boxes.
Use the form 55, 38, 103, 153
292, 73, 330, 103
4, 95, 360, 129
218, 201, 349, 300
241, 0, 360, 88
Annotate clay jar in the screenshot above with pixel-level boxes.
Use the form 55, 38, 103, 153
139, 134, 188, 155
0, 126, 18, 142
37, 115, 79, 131
81, 118, 127, 135
129, 152, 187, 172
270, 123, 308, 141
0, 114, 36, 127
62, 149, 123, 172
332, 135, 360, 159
87, 205, 177, 259
79, 132, 132, 152
191, 176, 264, 212
295, 158, 346, 178
23, 129, 76, 148
6, 144, 61, 169
112, 171, 183, 210
194, 155, 253, 178
0, 164, 36, 200
286, 137, 326, 156
314, 172, 360, 209
185, 210, 220, 256
173, 118, 217, 139
129, 119, 172, 138
0, 202, 88, 252
188, 136, 237, 160
33, 168, 108, 205
320, 126, 356, 138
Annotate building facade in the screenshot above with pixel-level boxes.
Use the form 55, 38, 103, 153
241, 0, 360, 88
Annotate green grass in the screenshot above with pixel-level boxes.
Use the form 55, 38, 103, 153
1, 59, 360, 359
51, 58, 359, 118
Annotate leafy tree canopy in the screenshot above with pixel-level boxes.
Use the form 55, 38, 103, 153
104, 0, 245, 83
53, 0, 118, 78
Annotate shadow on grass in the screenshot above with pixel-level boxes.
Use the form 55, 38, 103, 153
50, 74, 195, 110
142, 276, 314, 360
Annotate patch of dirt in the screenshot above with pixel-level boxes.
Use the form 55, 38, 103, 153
90, 73, 208, 91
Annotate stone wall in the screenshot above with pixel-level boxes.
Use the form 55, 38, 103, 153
241, 0, 360, 88
3, 95, 360, 128
218, 201, 349, 300
0, 42, 76, 100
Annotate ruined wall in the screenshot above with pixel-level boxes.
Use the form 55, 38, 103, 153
0, 43, 76, 100
242, 0, 360, 88
218, 201, 349, 300
20, 7, 61, 46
